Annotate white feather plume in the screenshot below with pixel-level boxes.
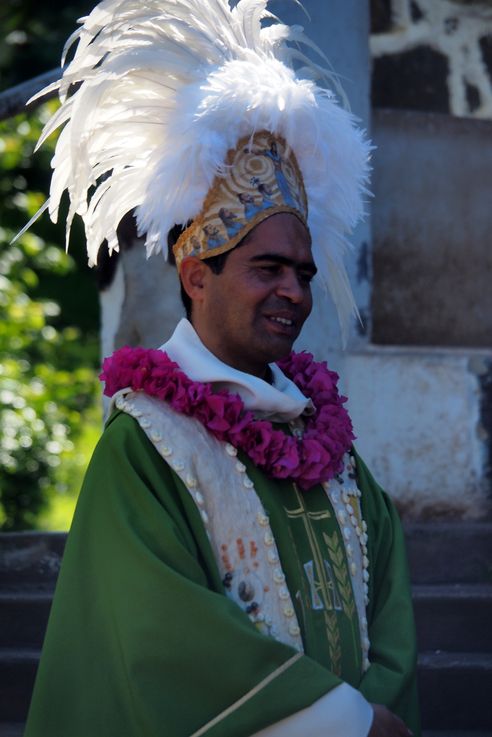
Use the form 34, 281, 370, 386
25, 0, 372, 336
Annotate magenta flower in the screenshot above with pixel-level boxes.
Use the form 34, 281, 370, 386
99, 346, 354, 490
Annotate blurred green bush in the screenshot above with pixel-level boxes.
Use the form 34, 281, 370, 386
0, 103, 100, 530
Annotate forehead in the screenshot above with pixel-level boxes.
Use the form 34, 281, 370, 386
233, 213, 313, 263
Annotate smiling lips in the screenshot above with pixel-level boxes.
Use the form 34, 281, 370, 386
271, 316, 293, 326
265, 313, 298, 333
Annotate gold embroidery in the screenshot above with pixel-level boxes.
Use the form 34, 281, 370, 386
284, 486, 338, 612
324, 610, 342, 677
283, 484, 351, 675
323, 531, 355, 620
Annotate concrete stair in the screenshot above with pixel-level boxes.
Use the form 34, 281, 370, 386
1, 524, 491, 736
0, 533, 64, 734
406, 522, 492, 735
0, 726, 24, 737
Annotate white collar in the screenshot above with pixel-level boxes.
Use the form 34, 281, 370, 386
160, 319, 313, 422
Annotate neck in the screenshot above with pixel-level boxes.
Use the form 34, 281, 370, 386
191, 323, 271, 380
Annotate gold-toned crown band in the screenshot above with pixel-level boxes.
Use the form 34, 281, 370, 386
173, 131, 308, 271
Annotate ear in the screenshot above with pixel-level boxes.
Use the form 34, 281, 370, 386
180, 256, 209, 306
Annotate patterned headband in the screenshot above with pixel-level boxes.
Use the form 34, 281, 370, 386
173, 131, 308, 271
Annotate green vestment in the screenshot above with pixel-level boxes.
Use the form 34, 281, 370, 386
24, 410, 420, 737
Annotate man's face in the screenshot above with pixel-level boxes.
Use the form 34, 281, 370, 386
192, 213, 316, 377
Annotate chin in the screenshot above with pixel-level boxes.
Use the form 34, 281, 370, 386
262, 340, 295, 365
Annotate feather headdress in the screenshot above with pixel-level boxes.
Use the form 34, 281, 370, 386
24, 0, 371, 334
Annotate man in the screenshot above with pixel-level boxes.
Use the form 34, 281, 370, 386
22, 2, 419, 735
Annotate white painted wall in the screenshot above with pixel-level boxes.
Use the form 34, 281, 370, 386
341, 347, 490, 518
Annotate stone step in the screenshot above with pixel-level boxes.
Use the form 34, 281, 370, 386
404, 522, 492, 584
0, 727, 490, 737
2, 524, 492, 586
1, 524, 492, 589
422, 733, 492, 737
2, 647, 491, 729
7, 731, 483, 737
418, 652, 492, 731
0, 593, 53, 649
0, 533, 65, 592
0, 725, 24, 737
3, 583, 491, 653
0, 650, 39, 724
2, 528, 492, 731
413, 583, 492, 652
423, 734, 492, 737
3, 729, 492, 737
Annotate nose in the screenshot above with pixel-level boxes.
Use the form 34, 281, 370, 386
276, 268, 306, 304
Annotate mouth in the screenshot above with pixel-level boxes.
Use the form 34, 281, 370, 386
270, 316, 294, 327
265, 314, 298, 337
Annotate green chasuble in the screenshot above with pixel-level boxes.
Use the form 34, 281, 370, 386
24, 410, 420, 737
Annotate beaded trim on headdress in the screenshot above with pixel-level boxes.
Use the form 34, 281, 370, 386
174, 131, 308, 271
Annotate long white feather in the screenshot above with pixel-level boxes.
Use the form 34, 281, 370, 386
23, 0, 371, 335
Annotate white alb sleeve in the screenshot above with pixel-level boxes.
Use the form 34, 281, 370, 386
250, 682, 374, 737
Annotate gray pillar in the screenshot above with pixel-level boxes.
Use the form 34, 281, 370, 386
272, 0, 372, 353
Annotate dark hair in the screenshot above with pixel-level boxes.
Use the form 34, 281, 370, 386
167, 224, 241, 320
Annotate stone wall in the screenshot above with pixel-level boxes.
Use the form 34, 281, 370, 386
369, 0, 492, 350
371, 0, 492, 119
365, 0, 492, 518
371, 108, 492, 348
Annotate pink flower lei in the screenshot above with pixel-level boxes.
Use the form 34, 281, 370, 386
100, 347, 354, 491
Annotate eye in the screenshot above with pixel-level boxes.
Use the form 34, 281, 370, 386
257, 264, 281, 276
298, 270, 315, 285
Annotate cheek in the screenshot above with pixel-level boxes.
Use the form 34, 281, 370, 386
203, 292, 228, 328
303, 289, 313, 318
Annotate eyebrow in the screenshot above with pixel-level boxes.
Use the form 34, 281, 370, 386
249, 253, 318, 275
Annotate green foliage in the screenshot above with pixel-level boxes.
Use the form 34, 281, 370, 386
36, 399, 102, 531
0, 0, 94, 93
0, 101, 100, 530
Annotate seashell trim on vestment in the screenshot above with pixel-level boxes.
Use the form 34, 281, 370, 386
115, 390, 304, 652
